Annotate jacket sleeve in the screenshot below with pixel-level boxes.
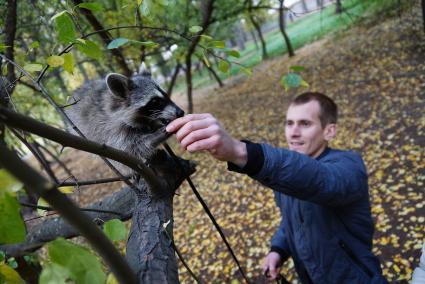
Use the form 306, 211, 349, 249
252, 144, 369, 207
270, 191, 291, 261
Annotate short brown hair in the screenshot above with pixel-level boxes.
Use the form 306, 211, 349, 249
291, 92, 338, 128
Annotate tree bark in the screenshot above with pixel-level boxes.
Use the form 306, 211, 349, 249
336, 0, 343, 14
300, 0, 309, 13
71, 0, 132, 76
1, 151, 195, 284
422, 0, 425, 33
185, 56, 194, 113
184, 0, 215, 113
4, 0, 17, 91
248, 13, 268, 59
279, 0, 295, 57
167, 63, 181, 97
205, 63, 224, 87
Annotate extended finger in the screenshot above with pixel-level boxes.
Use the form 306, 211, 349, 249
166, 113, 211, 133
186, 135, 220, 152
180, 124, 220, 149
175, 116, 216, 143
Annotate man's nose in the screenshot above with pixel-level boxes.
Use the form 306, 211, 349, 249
290, 125, 301, 136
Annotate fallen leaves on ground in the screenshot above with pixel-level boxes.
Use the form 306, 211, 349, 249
172, 4, 424, 283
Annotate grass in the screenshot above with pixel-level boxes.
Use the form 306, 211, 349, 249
172, 0, 402, 94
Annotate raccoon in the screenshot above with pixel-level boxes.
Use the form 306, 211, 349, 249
66, 72, 184, 174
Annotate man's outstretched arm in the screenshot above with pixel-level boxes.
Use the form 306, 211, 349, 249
166, 113, 248, 167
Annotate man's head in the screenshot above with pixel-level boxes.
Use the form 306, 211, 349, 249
285, 92, 337, 158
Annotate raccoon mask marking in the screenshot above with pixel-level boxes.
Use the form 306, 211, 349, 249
66, 72, 184, 174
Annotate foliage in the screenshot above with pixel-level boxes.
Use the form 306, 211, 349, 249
45, 238, 106, 284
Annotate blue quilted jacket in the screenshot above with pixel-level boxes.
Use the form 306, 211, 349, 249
228, 142, 387, 284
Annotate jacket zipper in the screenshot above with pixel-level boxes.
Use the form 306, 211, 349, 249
338, 240, 374, 278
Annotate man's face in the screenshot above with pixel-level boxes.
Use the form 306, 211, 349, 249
285, 100, 336, 158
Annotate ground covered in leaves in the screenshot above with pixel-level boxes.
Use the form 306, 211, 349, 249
170, 5, 424, 284
49, 4, 424, 284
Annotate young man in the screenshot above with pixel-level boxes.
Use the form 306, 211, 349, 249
166, 92, 387, 283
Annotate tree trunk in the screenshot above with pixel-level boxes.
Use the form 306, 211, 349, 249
167, 63, 181, 97
250, 30, 260, 50
185, 56, 194, 113
126, 150, 194, 283
300, 0, 309, 13
422, 0, 425, 33
1, 151, 195, 283
205, 63, 224, 87
5, 0, 17, 91
248, 13, 268, 59
335, 0, 343, 14
279, 0, 295, 57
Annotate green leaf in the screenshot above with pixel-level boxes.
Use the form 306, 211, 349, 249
76, 3, 103, 12
107, 38, 129, 49
48, 238, 106, 284
7, 258, 18, 269
47, 55, 65, 67
211, 40, 225, 49
23, 63, 43, 72
0, 263, 24, 284
106, 273, 119, 284
0, 251, 5, 262
225, 49, 240, 58
140, 0, 152, 16
199, 34, 213, 41
240, 67, 252, 76
37, 198, 49, 217
31, 41, 40, 48
0, 45, 10, 52
0, 169, 23, 193
52, 11, 76, 44
289, 65, 305, 72
136, 0, 143, 6
189, 26, 202, 33
76, 40, 102, 60
39, 263, 72, 284
281, 73, 302, 89
103, 219, 127, 241
0, 190, 25, 244
202, 53, 210, 68
130, 40, 158, 48
218, 60, 230, 73
63, 53, 75, 74
300, 79, 309, 88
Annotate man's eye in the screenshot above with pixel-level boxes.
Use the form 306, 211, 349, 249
286, 121, 293, 126
301, 121, 311, 126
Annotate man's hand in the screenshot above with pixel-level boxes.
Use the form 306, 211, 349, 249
262, 252, 282, 281
166, 113, 247, 167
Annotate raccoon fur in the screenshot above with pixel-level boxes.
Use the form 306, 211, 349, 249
66, 72, 184, 174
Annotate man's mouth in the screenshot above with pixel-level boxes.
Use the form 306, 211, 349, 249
290, 142, 304, 147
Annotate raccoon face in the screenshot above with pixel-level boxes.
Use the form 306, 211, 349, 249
106, 73, 184, 131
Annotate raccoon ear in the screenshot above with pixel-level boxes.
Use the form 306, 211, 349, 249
106, 73, 130, 98
138, 62, 152, 77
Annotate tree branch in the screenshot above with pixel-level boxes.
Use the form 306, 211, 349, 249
0, 107, 165, 194
0, 143, 138, 284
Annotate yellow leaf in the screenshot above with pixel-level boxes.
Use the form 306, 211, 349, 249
106, 273, 119, 284
0, 263, 24, 284
47, 55, 64, 67
59, 186, 74, 194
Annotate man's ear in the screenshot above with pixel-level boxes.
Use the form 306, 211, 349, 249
106, 73, 129, 98
324, 123, 337, 141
